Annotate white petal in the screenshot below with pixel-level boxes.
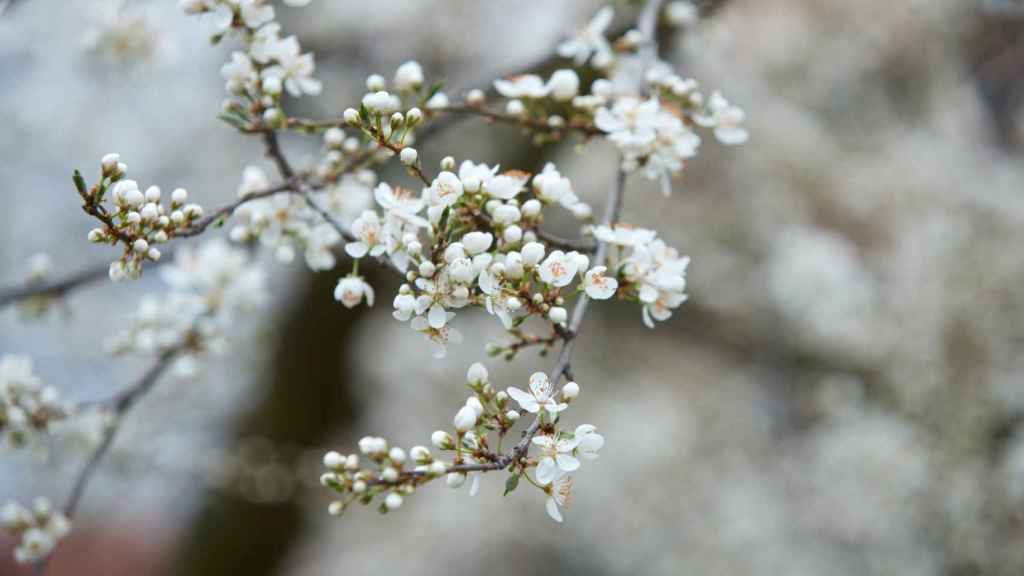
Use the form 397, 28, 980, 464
536, 458, 558, 485
428, 303, 447, 329
546, 497, 563, 523
556, 453, 580, 472
507, 387, 538, 412
345, 242, 368, 258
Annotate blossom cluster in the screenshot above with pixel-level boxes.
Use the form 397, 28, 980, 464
227, 164, 373, 270
105, 239, 267, 377
80, 154, 204, 281
0, 498, 70, 564
0, 356, 72, 447
594, 223, 690, 327
467, 6, 749, 194
181, 0, 320, 134
321, 363, 602, 522
332, 154, 621, 357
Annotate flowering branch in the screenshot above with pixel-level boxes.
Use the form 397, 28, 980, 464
5, 0, 750, 564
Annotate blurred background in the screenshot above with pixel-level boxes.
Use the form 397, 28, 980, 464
4, 0, 1024, 574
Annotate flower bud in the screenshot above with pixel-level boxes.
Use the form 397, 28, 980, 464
503, 225, 523, 244
462, 232, 493, 255
343, 108, 361, 126
431, 430, 454, 449
466, 89, 485, 106
446, 472, 466, 488
549, 306, 568, 324
466, 362, 488, 384
324, 127, 345, 148
562, 381, 580, 400
506, 410, 520, 421
548, 69, 580, 101
453, 405, 477, 433
440, 156, 456, 171
506, 99, 525, 116
366, 74, 386, 92
410, 446, 431, 462
171, 188, 188, 204
521, 199, 542, 218
465, 396, 484, 417
101, 153, 120, 173
323, 451, 345, 469
406, 107, 423, 125
399, 147, 418, 166
262, 107, 284, 129
444, 242, 466, 262
394, 60, 424, 90
328, 501, 344, 516
388, 447, 407, 464
521, 242, 545, 267
381, 467, 399, 482
384, 492, 403, 510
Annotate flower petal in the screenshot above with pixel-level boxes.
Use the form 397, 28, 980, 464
546, 497, 563, 523
556, 453, 580, 472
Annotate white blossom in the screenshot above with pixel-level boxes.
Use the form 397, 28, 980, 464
538, 250, 579, 287
394, 60, 424, 91
533, 434, 581, 485
506, 372, 567, 417
494, 75, 550, 99
595, 97, 701, 195
558, 6, 615, 68
334, 275, 375, 308
582, 266, 618, 299
545, 473, 573, 523
547, 69, 580, 101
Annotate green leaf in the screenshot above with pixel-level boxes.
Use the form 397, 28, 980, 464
426, 79, 445, 101
72, 170, 87, 196
503, 473, 520, 496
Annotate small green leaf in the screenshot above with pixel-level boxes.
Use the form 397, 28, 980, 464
72, 170, 87, 196
503, 473, 520, 496
426, 79, 445, 101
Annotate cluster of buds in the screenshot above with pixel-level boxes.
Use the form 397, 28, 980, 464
322, 363, 602, 522
0, 355, 73, 447
342, 63, 430, 147
0, 498, 70, 564
79, 153, 203, 282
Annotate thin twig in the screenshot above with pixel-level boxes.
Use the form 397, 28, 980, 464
0, 266, 109, 308
34, 346, 182, 575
